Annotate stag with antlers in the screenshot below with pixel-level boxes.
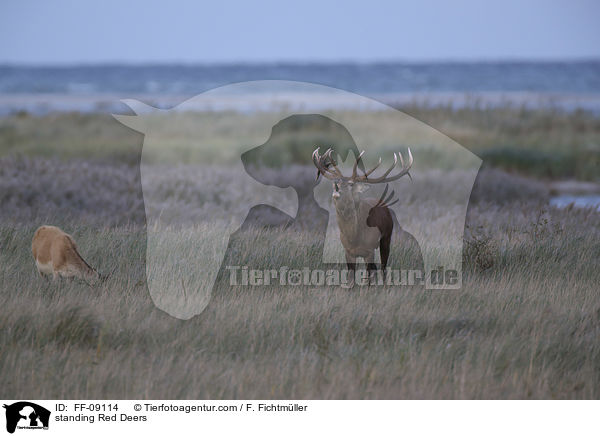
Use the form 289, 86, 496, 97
313, 147, 413, 285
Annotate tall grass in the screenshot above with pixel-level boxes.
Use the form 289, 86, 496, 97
0, 202, 599, 398
0, 154, 599, 398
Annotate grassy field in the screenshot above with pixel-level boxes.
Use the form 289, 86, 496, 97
1, 106, 599, 399
1, 203, 599, 399
2, 105, 599, 178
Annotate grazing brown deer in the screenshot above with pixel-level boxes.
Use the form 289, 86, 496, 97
313, 147, 413, 284
32, 225, 100, 282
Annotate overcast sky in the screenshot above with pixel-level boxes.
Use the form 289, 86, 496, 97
0, 0, 599, 64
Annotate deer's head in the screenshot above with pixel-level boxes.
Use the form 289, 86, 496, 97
312, 147, 413, 211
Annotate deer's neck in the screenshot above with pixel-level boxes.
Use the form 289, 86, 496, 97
335, 196, 364, 239
85, 266, 99, 279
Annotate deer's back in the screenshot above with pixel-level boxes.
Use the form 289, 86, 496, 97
365, 201, 394, 239
32, 225, 80, 269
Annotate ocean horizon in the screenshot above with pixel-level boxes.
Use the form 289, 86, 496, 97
1, 60, 599, 114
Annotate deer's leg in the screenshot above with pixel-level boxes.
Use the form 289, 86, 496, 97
37, 269, 51, 291
380, 235, 391, 273
378, 235, 391, 286
366, 252, 378, 286
345, 252, 357, 288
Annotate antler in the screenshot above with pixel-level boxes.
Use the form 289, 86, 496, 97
313, 147, 413, 184
373, 184, 399, 208
354, 148, 413, 184
313, 147, 345, 181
